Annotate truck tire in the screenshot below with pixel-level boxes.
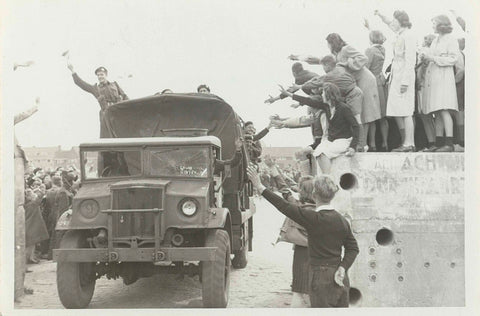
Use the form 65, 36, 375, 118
56, 231, 96, 309
232, 222, 248, 269
202, 229, 230, 308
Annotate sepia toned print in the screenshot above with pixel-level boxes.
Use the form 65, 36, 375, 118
2, 0, 475, 313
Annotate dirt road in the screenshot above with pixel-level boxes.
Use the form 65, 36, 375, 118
15, 197, 297, 309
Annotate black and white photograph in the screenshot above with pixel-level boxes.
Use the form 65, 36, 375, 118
1, 0, 479, 314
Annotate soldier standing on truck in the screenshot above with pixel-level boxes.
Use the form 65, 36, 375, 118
67, 63, 128, 138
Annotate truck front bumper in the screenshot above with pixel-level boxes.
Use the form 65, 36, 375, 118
53, 247, 217, 262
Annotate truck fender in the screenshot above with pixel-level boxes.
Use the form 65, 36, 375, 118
206, 207, 230, 229
55, 209, 73, 230
206, 207, 233, 249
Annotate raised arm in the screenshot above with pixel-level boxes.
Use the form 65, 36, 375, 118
292, 94, 329, 111
288, 54, 321, 65
68, 62, 98, 96
450, 10, 466, 31
253, 126, 271, 141
14, 99, 39, 125
374, 10, 394, 30
247, 166, 316, 227
276, 114, 314, 128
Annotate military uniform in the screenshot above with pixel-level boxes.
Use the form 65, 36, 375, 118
72, 70, 128, 138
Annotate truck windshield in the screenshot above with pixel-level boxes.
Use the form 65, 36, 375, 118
149, 147, 209, 178
82, 150, 142, 179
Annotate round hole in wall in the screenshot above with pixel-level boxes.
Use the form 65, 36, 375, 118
349, 287, 362, 305
376, 228, 394, 246
339, 173, 358, 190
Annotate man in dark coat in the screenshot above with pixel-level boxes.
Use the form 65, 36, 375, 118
67, 63, 128, 137
44, 174, 73, 259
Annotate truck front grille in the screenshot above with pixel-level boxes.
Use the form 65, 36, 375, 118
111, 188, 163, 241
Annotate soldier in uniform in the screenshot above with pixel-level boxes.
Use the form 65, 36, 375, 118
67, 63, 128, 138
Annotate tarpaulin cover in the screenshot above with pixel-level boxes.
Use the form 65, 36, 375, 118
103, 93, 246, 193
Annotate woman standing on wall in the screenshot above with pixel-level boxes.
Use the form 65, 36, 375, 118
324, 33, 381, 152
289, 34, 381, 153
420, 15, 460, 152
365, 30, 389, 152
375, 10, 417, 152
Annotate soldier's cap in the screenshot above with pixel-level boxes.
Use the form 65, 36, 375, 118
95, 66, 108, 75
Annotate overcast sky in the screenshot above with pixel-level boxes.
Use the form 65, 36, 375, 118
2, 0, 471, 149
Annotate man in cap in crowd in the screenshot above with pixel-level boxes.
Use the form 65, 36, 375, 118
67, 63, 128, 138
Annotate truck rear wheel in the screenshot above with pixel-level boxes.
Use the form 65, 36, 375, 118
56, 231, 96, 309
202, 229, 230, 308
232, 222, 248, 269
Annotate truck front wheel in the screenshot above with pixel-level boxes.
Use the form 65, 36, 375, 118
56, 231, 96, 308
202, 229, 230, 308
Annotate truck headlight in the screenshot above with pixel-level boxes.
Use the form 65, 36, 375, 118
179, 199, 198, 217
79, 199, 100, 219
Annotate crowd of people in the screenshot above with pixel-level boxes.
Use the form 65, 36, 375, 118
23, 166, 79, 265
263, 10, 465, 175
14, 8, 466, 308
251, 9, 465, 308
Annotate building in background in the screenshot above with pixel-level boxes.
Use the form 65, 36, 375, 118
23, 146, 79, 170
262, 146, 301, 169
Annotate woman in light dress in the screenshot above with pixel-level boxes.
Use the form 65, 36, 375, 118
375, 10, 417, 152
420, 15, 460, 152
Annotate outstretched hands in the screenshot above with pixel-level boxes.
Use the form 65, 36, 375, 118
278, 84, 293, 98
246, 164, 262, 189
264, 95, 278, 104
67, 62, 74, 73
288, 54, 321, 65
363, 18, 370, 30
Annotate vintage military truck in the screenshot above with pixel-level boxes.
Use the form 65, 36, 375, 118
53, 93, 255, 308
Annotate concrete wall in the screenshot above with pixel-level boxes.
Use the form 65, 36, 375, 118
329, 153, 464, 307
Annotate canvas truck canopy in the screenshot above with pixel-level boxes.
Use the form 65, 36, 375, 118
103, 93, 247, 193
